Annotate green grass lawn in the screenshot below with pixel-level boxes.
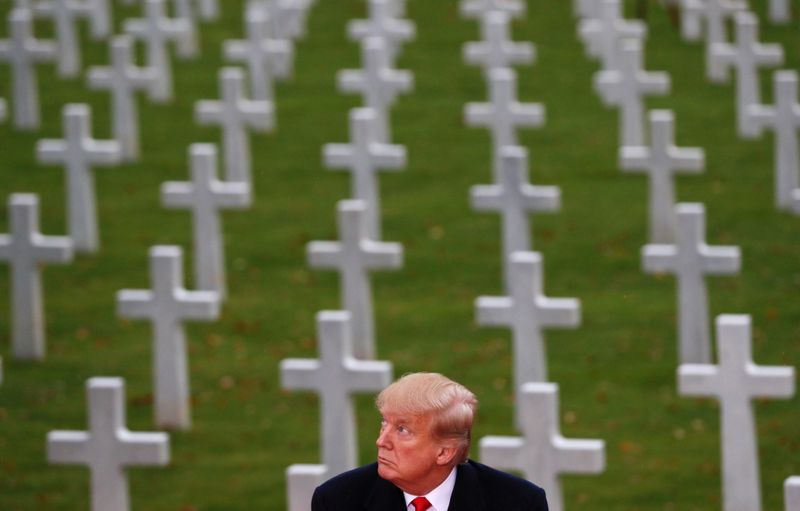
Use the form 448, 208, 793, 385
1, 1, 800, 509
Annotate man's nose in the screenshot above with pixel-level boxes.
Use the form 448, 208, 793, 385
376, 428, 391, 448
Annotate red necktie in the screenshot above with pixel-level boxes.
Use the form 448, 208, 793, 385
411, 496, 432, 511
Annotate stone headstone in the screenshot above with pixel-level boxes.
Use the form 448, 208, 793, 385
620, 110, 705, 244
579, 0, 647, 71
248, 0, 310, 41
193, 66, 273, 179
679, 315, 795, 511
161, 144, 251, 299
470, 146, 560, 293
124, 0, 196, 103
196, 67, 273, 185
36, 104, 123, 253
281, 310, 392, 475
33, 0, 91, 77
643, 203, 740, 364
476, 251, 580, 430
347, 0, 416, 65
306, 200, 403, 360
47, 377, 170, 511
0, 9, 57, 130
224, 9, 293, 104
594, 38, 670, 147
480, 382, 605, 511
338, 36, 413, 144
464, 68, 545, 181
463, 10, 535, 74
460, 0, 525, 20
287, 464, 328, 511
711, 12, 783, 138
116, 245, 220, 429
87, 35, 159, 162
0, 194, 73, 360
786, 477, 800, 511
698, 0, 748, 82
769, 0, 791, 24
323, 107, 406, 241
746, 71, 800, 211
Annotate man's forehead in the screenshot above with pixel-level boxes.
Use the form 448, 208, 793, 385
381, 410, 427, 425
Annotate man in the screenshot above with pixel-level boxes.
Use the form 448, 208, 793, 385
311, 372, 548, 510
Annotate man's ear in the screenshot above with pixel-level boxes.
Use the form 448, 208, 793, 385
435, 443, 460, 466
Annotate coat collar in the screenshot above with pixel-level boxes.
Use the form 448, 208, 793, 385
364, 461, 487, 511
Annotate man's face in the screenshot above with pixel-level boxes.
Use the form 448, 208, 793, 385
375, 410, 448, 495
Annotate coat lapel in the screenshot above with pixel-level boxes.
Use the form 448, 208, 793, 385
448, 462, 488, 511
364, 472, 406, 511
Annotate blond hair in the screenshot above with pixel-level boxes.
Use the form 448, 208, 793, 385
376, 372, 478, 463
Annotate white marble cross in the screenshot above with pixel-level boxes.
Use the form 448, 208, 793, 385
643, 203, 740, 364
338, 36, 413, 144
460, 0, 525, 20
697, 0, 748, 82
595, 39, 670, 147
679, 314, 795, 511
47, 377, 170, 511
471, 146, 560, 293
116, 245, 220, 429
248, 0, 310, 41
620, 110, 705, 244
161, 144, 251, 299
33, 0, 91, 77
573, 0, 601, 19
0, 9, 57, 130
347, 0, 416, 65
769, 0, 791, 24
0, 194, 73, 360
196, 67, 273, 185
463, 10, 535, 74
281, 310, 392, 475
786, 477, 800, 511
323, 107, 406, 241
712, 12, 783, 138
464, 68, 545, 181
224, 9, 293, 104
87, 35, 159, 162
679, 0, 704, 41
480, 382, 605, 511
87, 0, 113, 39
476, 251, 580, 430
36, 104, 123, 253
287, 464, 328, 511
196, 0, 219, 21
124, 0, 196, 103
747, 71, 800, 211
579, 0, 647, 71
307, 200, 403, 360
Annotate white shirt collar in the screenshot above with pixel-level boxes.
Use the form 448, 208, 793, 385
403, 466, 458, 511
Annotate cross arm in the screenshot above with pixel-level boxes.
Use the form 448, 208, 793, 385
35, 140, 68, 164
264, 39, 294, 79
213, 181, 252, 209
523, 184, 560, 212
337, 69, 366, 95
85, 140, 123, 166
619, 145, 651, 171
513, 103, 546, 127
0, 234, 10, 259
670, 146, 705, 172
307, 241, 343, 269
175, 289, 220, 321
280, 358, 321, 391
34, 235, 73, 263
641, 244, 678, 274
552, 436, 605, 474
463, 102, 493, 127
593, 71, 621, 106
363, 240, 403, 269
470, 184, 502, 211
475, 295, 513, 326
479, 435, 524, 469
323, 144, 356, 169
47, 430, 90, 464
347, 18, 416, 43
743, 104, 775, 138
700, 245, 741, 274
343, 359, 393, 392
371, 142, 406, 170
677, 363, 720, 397
244, 100, 274, 132
116, 289, 154, 319
747, 365, 795, 398
118, 431, 170, 466
194, 100, 223, 125
641, 71, 671, 95
709, 43, 737, 82
537, 297, 581, 328
160, 182, 194, 209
